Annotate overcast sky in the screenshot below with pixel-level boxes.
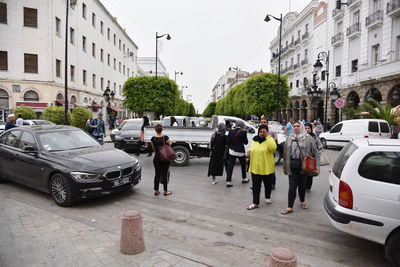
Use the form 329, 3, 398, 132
99, 0, 312, 113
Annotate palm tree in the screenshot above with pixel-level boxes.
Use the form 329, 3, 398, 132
361, 98, 394, 126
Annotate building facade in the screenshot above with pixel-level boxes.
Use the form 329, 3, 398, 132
0, 0, 139, 120
137, 57, 168, 78
211, 69, 250, 102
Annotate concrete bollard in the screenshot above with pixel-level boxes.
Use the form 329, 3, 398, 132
120, 210, 145, 255
269, 247, 297, 267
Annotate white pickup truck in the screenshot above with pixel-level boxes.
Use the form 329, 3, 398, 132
144, 115, 286, 166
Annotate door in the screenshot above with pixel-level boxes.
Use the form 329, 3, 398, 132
0, 131, 22, 181
326, 123, 343, 146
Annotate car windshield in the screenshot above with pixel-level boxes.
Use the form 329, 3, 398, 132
121, 122, 141, 130
38, 130, 100, 151
32, 120, 53, 125
332, 142, 358, 178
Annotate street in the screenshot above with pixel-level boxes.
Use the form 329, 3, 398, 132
0, 145, 391, 267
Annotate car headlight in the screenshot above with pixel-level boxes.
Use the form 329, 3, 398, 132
115, 135, 123, 141
111, 129, 120, 135
70, 172, 101, 180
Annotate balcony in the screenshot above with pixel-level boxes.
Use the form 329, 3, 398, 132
286, 65, 294, 74
332, 9, 344, 19
331, 32, 344, 46
365, 10, 383, 29
281, 46, 288, 55
346, 23, 361, 39
293, 63, 300, 70
294, 38, 301, 47
287, 42, 295, 53
301, 58, 308, 66
347, 0, 362, 9
387, 0, 400, 17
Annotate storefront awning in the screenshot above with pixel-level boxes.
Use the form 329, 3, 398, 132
55, 100, 65, 106
110, 106, 124, 112
92, 104, 102, 109
16, 102, 48, 110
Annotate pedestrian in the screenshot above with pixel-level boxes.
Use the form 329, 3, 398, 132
5, 114, 16, 131
208, 123, 226, 184
170, 116, 179, 126
302, 119, 306, 125
151, 124, 172, 196
225, 120, 249, 187
260, 117, 278, 190
16, 114, 23, 127
137, 116, 152, 157
115, 116, 119, 128
281, 121, 320, 214
285, 117, 294, 136
89, 112, 106, 144
315, 120, 324, 136
326, 119, 331, 131
305, 123, 323, 192
246, 125, 277, 210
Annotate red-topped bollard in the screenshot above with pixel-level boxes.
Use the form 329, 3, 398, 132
120, 210, 145, 255
269, 247, 297, 267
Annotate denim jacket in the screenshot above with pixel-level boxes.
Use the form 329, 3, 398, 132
89, 119, 105, 139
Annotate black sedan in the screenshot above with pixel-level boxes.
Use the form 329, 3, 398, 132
112, 119, 144, 151
0, 125, 141, 206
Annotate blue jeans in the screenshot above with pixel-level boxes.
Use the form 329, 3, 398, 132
226, 155, 246, 182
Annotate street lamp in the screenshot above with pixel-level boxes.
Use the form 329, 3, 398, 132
103, 86, 115, 128
313, 51, 330, 126
264, 13, 283, 121
229, 66, 238, 86
329, 82, 339, 101
174, 71, 183, 82
155, 32, 171, 79
307, 83, 322, 120
64, 0, 77, 125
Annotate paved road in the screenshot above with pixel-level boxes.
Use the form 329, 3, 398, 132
0, 145, 391, 267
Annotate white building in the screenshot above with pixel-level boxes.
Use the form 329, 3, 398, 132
0, 0, 139, 120
211, 69, 250, 102
137, 57, 169, 78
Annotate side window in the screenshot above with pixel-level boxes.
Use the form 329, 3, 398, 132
23, 121, 30, 125
330, 123, 342, 133
368, 121, 379, 132
332, 142, 358, 178
379, 122, 390, 133
1, 131, 22, 148
19, 132, 37, 150
359, 152, 400, 185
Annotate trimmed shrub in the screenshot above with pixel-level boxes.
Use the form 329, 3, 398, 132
71, 107, 92, 130
14, 105, 36, 120
42, 106, 72, 125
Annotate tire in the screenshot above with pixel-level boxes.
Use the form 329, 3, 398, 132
274, 148, 282, 165
386, 230, 400, 266
320, 138, 327, 149
50, 173, 73, 207
172, 146, 190, 166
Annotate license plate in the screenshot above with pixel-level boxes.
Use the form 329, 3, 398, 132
126, 141, 138, 144
113, 177, 130, 187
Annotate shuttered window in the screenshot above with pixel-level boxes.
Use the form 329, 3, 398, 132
0, 3, 7, 24
24, 53, 38, 73
56, 59, 61, 77
24, 7, 37, 28
0, 51, 7, 70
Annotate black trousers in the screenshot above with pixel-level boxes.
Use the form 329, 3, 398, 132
153, 160, 169, 191
306, 175, 313, 190
226, 155, 247, 182
251, 173, 273, 205
288, 167, 307, 208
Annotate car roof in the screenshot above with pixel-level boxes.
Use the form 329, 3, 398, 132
10, 125, 79, 133
351, 138, 400, 147
123, 118, 143, 123
340, 119, 389, 123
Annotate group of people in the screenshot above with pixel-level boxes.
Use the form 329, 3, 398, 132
4, 114, 24, 131
285, 117, 326, 137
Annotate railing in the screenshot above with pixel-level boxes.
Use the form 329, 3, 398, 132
331, 32, 344, 45
346, 23, 361, 37
294, 38, 301, 46
332, 9, 343, 18
293, 63, 300, 70
387, 0, 400, 14
302, 32, 309, 40
365, 10, 383, 27
301, 58, 308, 66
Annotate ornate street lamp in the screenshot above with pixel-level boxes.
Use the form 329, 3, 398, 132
313, 51, 330, 126
155, 32, 171, 79
103, 86, 114, 127
329, 82, 339, 101
308, 83, 322, 120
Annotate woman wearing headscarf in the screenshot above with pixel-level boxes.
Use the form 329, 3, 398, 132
281, 121, 320, 214
207, 123, 226, 184
305, 123, 323, 191
225, 120, 248, 187
246, 124, 277, 210
170, 116, 179, 127
136, 116, 151, 156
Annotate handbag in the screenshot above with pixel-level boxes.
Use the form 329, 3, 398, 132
319, 149, 330, 166
222, 129, 241, 161
158, 136, 177, 161
294, 138, 316, 175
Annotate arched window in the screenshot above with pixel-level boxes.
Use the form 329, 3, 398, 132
70, 95, 77, 104
56, 93, 64, 101
0, 89, 9, 110
83, 97, 88, 103
24, 90, 39, 102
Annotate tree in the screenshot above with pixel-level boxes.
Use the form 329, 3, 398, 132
14, 105, 36, 120
188, 103, 196, 117
43, 106, 72, 125
71, 107, 92, 130
202, 102, 216, 117
361, 98, 394, 125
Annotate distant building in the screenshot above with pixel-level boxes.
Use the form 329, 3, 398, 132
212, 69, 250, 102
137, 57, 169, 78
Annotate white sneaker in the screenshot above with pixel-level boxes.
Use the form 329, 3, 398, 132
212, 179, 218, 185
265, 199, 271, 205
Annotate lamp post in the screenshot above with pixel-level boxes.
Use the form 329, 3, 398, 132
228, 66, 238, 86
329, 82, 341, 122
264, 13, 282, 121
181, 85, 188, 99
155, 32, 171, 79
64, 0, 77, 125
103, 86, 115, 128
174, 71, 183, 82
313, 51, 330, 126
307, 83, 322, 120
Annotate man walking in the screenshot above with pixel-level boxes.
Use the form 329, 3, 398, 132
16, 114, 23, 127
285, 117, 294, 136
5, 114, 16, 131
89, 112, 106, 144
260, 117, 278, 190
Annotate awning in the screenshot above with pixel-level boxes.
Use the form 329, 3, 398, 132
110, 106, 124, 112
92, 104, 102, 109
16, 102, 48, 110
55, 100, 65, 105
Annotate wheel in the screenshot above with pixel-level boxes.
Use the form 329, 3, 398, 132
386, 230, 400, 266
50, 173, 73, 207
172, 146, 190, 166
320, 138, 327, 149
274, 148, 282, 165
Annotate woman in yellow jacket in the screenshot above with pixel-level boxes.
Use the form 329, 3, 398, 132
247, 124, 277, 210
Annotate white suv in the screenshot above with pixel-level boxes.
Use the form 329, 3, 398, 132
324, 139, 400, 266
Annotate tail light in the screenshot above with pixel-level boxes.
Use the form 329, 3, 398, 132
339, 180, 353, 209
364, 135, 368, 138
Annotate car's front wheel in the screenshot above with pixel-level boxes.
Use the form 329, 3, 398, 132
320, 138, 327, 149
274, 148, 282, 165
50, 173, 73, 207
172, 146, 190, 166
386, 230, 400, 266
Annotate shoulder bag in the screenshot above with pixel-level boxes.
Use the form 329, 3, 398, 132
158, 136, 177, 161
223, 129, 241, 161
294, 138, 316, 175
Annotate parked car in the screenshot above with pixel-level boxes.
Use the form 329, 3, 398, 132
112, 118, 147, 150
268, 121, 285, 133
0, 125, 141, 206
0, 120, 5, 133
324, 139, 400, 266
319, 119, 391, 148
23, 120, 55, 126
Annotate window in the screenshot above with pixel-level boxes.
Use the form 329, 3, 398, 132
297, 54, 300, 63
119, 62, 121, 72
304, 49, 308, 59
70, 27, 75, 44
330, 123, 343, 133
0, 131, 22, 148
114, 82, 116, 92
70, 65, 75, 81
107, 28, 110, 40
56, 59, 61, 77
100, 21, 103, 34
82, 3, 86, 19
82, 36, 86, 51
119, 39, 121, 50
107, 54, 110, 66
0, 3, 7, 24
24, 7, 37, 28
372, 44, 380, 65
92, 74, 96, 88
351, 59, 358, 73
380, 122, 390, 133
296, 80, 299, 87
92, 43, 95, 57
100, 49, 103, 62
113, 58, 116, 69
24, 53, 38, 73
297, 30, 301, 39
305, 23, 308, 33
290, 82, 293, 88
55, 17, 61, 35
368, 121, 379, 132
12, 85, 20, 92
92, 13, 95, 27
123, 65, 125, 75
0, 51, 7, 70
83, 70, 87, 85
119, 85, 122, 95
127, 67, 129, 77
321, 70, 326, 81
107, 80, 110, 87
114, 34, 116, 45
101, 77, 104, 90
19, 132, 37, 151
359, 152, 400, 185
332, 142, 358, 178
123, 44, 125, 54
335, 65, 341, 77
